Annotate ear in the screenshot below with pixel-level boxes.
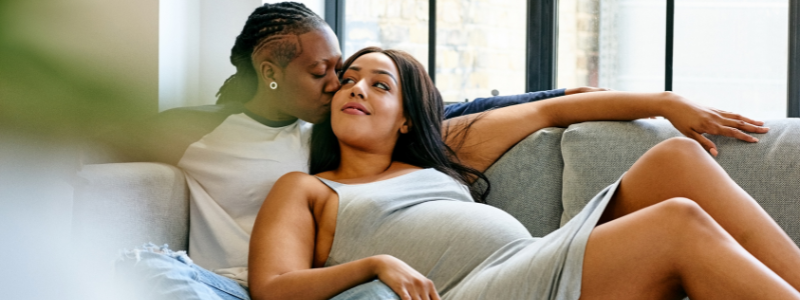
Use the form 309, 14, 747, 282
259, 61, 284, 85
399, 118, 412, 134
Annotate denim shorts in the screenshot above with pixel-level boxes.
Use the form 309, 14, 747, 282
116, 243, 399, 300
116, 243, 250, 300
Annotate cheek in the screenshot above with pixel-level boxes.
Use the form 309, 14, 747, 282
377, 95, 404, 122
289, 82, 325, 110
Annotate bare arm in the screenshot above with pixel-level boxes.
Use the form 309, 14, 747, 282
249, 172, 379, 300
444, 91, 769, 173
249, 172, 439, 300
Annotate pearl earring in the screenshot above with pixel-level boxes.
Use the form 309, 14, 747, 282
270, 82, 278, 89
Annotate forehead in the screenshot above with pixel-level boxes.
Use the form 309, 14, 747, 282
294, 27, 341, 65
350, 53, 399, 76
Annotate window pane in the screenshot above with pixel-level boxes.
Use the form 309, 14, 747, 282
673, 0, 788, 120
343, 0, 430, 70
435, 0, 527, 103
558, 0, 665, 91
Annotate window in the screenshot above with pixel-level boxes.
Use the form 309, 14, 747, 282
339, 0, 527, 103
342, 0, 430, 70
673, 0, 788, 119
159, 0, 800, 117
557, 0, 794, 119
434, 0, 527, 102
558, 0, 666, 92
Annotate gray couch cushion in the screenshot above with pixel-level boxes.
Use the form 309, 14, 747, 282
483, 127, 565, 237
560, 119, 800, 244
72, 162, 189, 264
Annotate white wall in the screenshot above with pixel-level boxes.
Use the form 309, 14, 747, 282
159, 0, 261, 111
160, 0, 326, 111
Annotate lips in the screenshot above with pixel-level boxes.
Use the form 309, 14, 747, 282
341, 102, 371, 115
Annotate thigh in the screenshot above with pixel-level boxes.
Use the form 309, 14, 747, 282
598, 137, 732, 224
581, 202, 686, 300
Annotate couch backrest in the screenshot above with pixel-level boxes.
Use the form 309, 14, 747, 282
71, 119, 800, 266
560, 119, 800, 245
483, 127, 565, 237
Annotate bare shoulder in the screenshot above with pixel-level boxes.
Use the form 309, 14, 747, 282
272, 171, 334, 201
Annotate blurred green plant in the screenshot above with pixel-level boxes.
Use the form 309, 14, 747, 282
0, 2, 155, 142
0, 1, 160, 298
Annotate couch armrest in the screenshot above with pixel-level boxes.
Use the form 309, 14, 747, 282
72, 162, 189, 268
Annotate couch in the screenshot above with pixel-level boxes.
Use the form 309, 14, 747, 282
71, 119, 800, 298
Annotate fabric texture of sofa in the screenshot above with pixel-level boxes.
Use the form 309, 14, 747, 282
71, 119, 800, 297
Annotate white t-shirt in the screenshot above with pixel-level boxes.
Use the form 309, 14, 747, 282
160, 106, 311, 285
118, 94, 527, 285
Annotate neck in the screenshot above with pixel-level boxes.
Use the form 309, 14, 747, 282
244, 90, 298, 123
333, 142, 395, 180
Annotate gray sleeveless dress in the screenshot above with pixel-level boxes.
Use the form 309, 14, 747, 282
317, 168, 620, 300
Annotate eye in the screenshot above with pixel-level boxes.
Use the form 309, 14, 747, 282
312, 72, 325, 79
340, 78, 355, 85
374, 82, 390, 91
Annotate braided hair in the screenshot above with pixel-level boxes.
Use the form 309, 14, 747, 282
216, 2, 326, 104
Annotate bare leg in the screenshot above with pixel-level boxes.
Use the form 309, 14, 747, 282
581, 198, 800, 299
599, 137, 800, 290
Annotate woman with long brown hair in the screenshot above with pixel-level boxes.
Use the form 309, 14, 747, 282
248, 46, 800, 300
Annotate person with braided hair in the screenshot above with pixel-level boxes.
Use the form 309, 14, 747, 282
110, 2, 768, 300
113, 3, 590, 299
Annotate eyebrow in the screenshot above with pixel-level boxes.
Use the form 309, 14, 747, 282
348, 66, 398, 83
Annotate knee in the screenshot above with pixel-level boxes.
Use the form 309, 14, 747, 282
657, 137, 705, 155
658, 197, 707, 221
656, 198, 725, 242
646, 137, 708, 165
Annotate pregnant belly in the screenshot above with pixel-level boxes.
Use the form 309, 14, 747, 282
334, 200, 533, 293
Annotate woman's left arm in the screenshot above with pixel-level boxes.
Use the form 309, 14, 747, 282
444, 91, 770, 173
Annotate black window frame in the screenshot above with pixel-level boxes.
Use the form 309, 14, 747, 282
327, 0, 800, 117
789, 0, 800, 117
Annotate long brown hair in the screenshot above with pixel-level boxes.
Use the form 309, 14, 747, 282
309, 47, 490, 202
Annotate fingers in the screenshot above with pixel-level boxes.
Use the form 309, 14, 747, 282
711, 120, 760, 143
686, 130, 718, 157
718, 117, 769, 135
414, 278, 436, 300
396, 279, 438, 300
714, 109, 767, 127
718, 111, 770, 133
431, 290, 442, 300
399, 291, 411, 300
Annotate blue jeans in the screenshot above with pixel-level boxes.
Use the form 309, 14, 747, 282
116, 243, 250, 300
116, 244, 399, 300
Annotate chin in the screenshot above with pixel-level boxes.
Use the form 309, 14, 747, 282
301, 111, 331, 124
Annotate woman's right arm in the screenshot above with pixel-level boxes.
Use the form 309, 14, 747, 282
248, 172, 439, 300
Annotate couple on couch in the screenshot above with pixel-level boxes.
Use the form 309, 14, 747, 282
116, 2, 800, 300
